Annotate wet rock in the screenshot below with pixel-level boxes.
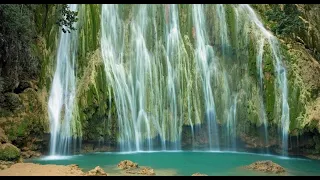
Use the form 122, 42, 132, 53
139, 167, 155, 176
79, 144, 115, 154
192, 172, 208, 176
305, 154, 320, 160
0, 143, 21, 161
86, 166, 108, 176
245, 160, 285, 174
21, 150, 41, 159
117, 160, 138, 169
126, 167, 156, 176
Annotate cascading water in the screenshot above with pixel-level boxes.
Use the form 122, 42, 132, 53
48, 4, 79, 156
237, 4, 289, 156
100, 4, 290, 154
256, 37, 270, 152
101, 4, 189, 151
192, 4, 220, 150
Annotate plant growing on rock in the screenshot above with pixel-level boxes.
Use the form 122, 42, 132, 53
265, 4, 305, 39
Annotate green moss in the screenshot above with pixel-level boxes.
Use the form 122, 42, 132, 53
6, 115, 45, 143
0, 143, 20, 161
77, 4, 101, 79
225, 5, 237, 49
248, 37, 257, 78
35, 5, 60, 90
263, 48, 276, 124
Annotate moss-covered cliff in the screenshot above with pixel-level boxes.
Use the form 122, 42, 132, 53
251, 4, 320, 156
1, 4, 320, 160
0, 4, 117, 158
0, 4, 61, 159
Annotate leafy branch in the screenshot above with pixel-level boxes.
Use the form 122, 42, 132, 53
56, 4, 78, 33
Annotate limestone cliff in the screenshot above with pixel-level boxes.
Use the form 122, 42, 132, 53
1, 4, 320, 159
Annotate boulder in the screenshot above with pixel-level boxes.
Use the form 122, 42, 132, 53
137, 167, 155, 176
0, 143, 21, 161
126, 167, 156, 176
0, 160, 14, 170
117, 160, 138, 169
86, 166, 108, 176
192, 172, 208, 176
21, 150, 41, 159
245, 160, 285, 174
65, 164, 86, 175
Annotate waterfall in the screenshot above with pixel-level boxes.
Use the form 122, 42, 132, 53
192, 4, 220, 150
99, 4, 290, 154
48, 4, 79, 156
238, 4, 289, 155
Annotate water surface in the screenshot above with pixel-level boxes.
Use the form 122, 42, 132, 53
29, 151, 320, 176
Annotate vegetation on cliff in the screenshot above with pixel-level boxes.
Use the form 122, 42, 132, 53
265, 4, 305, 38
0, 4, 320, 159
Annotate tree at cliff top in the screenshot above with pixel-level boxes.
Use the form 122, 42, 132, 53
56, 4, 78, 33
0, 4, 38, 94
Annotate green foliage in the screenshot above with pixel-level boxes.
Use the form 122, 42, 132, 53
0, 143, 20, 161
56, 4, 78, 33
0, 4, 39, 93
265, 4, 305, 38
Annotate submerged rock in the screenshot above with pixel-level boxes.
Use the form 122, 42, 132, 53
86, 166, 108, 176
245, 160, 285, 174
192, 172, 208, 176
126, 167, 156, 176
118, 160, 138, 169
0, 143, 21, 161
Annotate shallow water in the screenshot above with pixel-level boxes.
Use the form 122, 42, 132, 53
29, 151, 320, 176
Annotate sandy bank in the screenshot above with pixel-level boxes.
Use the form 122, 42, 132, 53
0, 163, 85, 176
0, 162, 178, 176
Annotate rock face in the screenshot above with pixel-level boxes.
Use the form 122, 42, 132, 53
297, 4, 320, 59
192, 172, 208, 176
117, 160, 155, 176
86, 166, 108, 176
126, 167, 156, 176
14, 81, 32, 94
245, 160, 285, 174
0, 143, 21, 161
117, 160, 138, 169
2, 93, 23, 112
21, 150, 41, 159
